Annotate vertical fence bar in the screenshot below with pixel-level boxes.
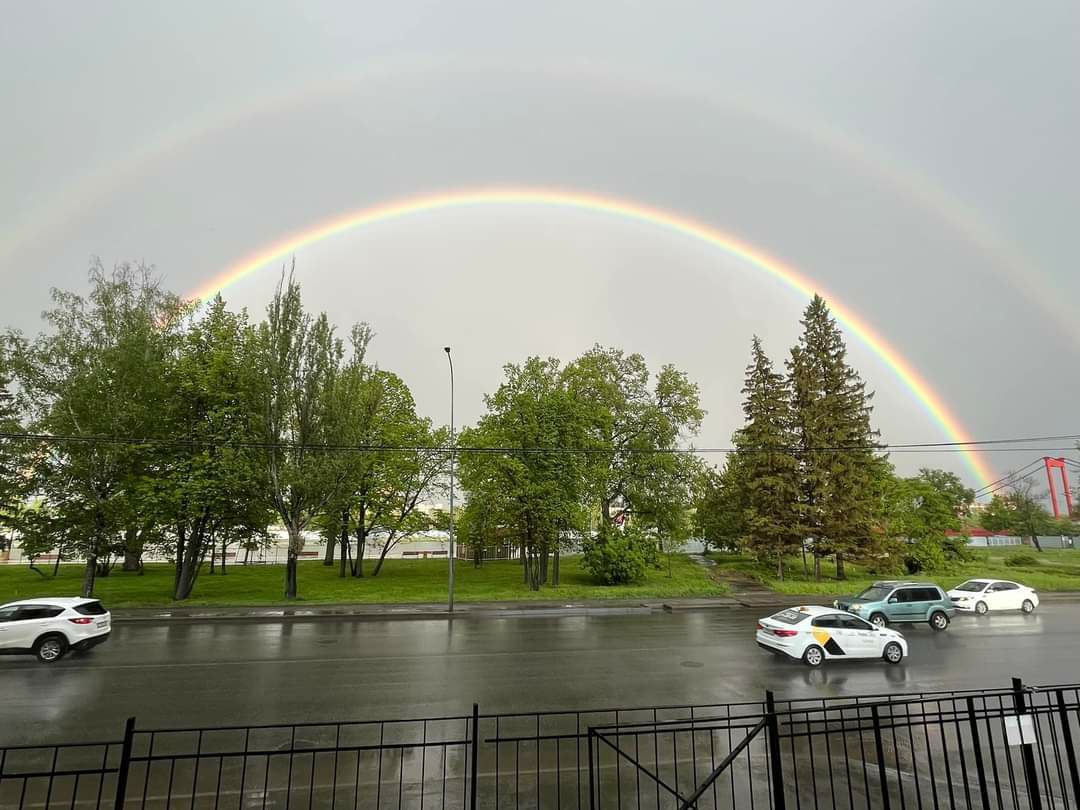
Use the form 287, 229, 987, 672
470, 705, 479, 810
1056, 689, 1080, 807
112, 717, 136, 810
871, 706, 890, 810
966, 697, 991, 809
764, 692, 786, 810
587, 730, 596, 810
1012, 678, 1043, 810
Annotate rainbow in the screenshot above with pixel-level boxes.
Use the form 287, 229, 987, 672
192, 186, 996, 488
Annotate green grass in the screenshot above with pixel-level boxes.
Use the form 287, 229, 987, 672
710, 547, 1080, 595
0, 554, 728, 608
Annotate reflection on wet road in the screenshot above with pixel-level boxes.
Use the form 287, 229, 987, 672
3, 603, 1078, 742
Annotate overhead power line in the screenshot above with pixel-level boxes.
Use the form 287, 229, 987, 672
1, 431, 1079, 457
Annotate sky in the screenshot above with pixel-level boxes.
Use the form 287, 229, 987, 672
2, 1, 1079, 492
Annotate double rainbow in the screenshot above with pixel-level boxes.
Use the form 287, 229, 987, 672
191, 187, 995, 488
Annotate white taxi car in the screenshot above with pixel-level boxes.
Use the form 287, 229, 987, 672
757, 605, 908, 667
0, 598, 111, 663
947, 579, 1039, 615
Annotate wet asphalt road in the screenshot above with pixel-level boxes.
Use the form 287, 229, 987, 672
3, 603, 1079, 743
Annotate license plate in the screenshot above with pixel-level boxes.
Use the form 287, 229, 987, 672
96, 620, 108, 628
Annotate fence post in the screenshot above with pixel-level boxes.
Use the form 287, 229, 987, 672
587, 729, 596, 810
764, 691, 786, 810
1055, 690, 1080, 807
1012, 678, 1043, 810
470, 703, 479, 810
112, 717, 135, 810
871, 705, 891, 810
966, 696, 992, 808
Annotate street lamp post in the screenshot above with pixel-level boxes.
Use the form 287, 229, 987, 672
444, 346, 455, 613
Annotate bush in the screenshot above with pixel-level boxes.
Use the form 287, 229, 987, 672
904, 539, 947, 574
941, 536, 974, 563
581, 526, 653, 585
1005, 551, 1039, 568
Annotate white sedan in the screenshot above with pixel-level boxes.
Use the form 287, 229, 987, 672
756, 605, 908, 667
947, 579, 1039, 615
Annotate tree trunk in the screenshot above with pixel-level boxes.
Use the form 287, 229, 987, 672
372, 544, 392, 576
1031, 534, 1044, 552
539, 548, 549, 585
835, 553, 846, 580
323, 533, 336, 566
813, 551, 821, 581
553, 548, 560, 585
121, 528, 143, 572
174, 525, 186, 594
285, 552, 299, 599
339, 508, 350, 578
801, 543, 809, 577
220, 536, 227, 575
52, 552, 62, 577
777, 553, 784, 581
81, 556, 97, 597
209, 534, 216, 574
284, 525, 302, 599
352, 506, 367, 577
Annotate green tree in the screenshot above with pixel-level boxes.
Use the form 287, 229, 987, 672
980, 476, 1054, 551
916, 468, 975, 518
694, 461, 747, 553
152, 296, 269, 599
733, 337, 802, 579
8, 262, 185, 595
787, 295, 880, 580
563, 346, 704, 529
248, 270, 349, 599
458, 357, 589, 590
320, 339, 447, 578
0, 352, 24, 556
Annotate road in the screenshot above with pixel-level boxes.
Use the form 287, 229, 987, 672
4, 603, 1080, 743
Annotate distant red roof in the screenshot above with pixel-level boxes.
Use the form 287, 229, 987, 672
946, 529, 1002, 538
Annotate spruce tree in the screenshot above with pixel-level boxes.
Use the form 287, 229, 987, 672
734, 337, 801, 579
787, 295, 880, 579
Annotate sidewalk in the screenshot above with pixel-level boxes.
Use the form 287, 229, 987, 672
108, 590, 1080, 623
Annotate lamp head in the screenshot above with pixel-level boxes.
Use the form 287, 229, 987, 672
443, 346, 451, 354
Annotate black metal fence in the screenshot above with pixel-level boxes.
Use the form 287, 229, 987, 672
4, 679, 1078, 810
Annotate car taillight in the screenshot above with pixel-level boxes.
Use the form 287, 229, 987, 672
68, 617, 94, 625
756, 622, 764, 631
773, 629, 799, 637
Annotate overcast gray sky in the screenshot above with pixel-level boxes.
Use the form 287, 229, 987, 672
3, 1, 1079, 491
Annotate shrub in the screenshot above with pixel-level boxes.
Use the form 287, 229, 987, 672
581, 526, 652, 585
1005, 551, 1039, 568
904, 539, 947, 574
941, 536, 974, 563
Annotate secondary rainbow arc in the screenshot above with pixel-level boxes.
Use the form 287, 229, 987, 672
191, 187, 995, 488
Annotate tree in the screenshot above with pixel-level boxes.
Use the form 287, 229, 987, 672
152, 296, 269, 599
564, 346, 704, 531
787, 295, 880, 580
8, 262, 186, 596
0, 351, 24, 557
694, 461, 747, 553
247, 270, 350, 599
980, 475, 1054, 551
458, 357, 589, 590
732, 337, 802, 579
320, 338, 447, 578
916, 468, 975, 518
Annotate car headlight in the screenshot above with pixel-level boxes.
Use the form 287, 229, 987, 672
850, 603, 862, 611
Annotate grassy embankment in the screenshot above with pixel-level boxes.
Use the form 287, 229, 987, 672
0, 554, 728, 608
711, 546, 1080, 595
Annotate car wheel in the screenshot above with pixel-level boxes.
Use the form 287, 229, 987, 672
1022, 599, 1035, 614
869, 613, 888, 628
975, 601, 988, 615
883, 641, 904, 665
802, 645, 824, 668
930, 611, 949, 631
34, 634, 68, 664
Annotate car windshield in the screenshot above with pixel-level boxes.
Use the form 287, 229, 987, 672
855, 586, 892, 602
954, 580, 988, 592
771, 609, 811, 625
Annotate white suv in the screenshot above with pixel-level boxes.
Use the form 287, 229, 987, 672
0, 598, 111, 663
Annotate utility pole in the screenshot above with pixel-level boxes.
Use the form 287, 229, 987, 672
444, 347, 456, 613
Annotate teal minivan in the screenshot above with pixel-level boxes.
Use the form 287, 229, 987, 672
835, 581, 956, 631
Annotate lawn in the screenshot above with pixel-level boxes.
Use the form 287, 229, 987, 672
0, 554, 728, 608
710, 547, 1080, 595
